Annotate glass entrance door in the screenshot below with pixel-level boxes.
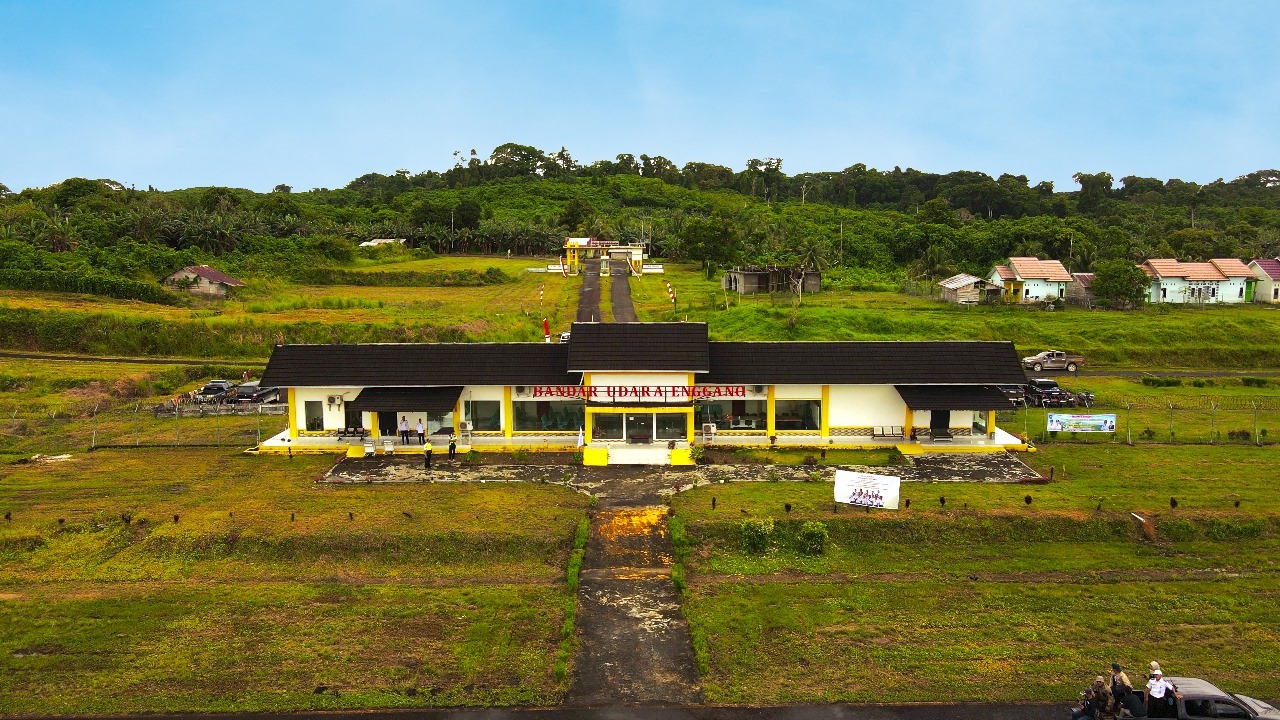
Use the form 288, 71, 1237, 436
625, 413, 653, 444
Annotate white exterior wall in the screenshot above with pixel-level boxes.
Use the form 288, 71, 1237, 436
586, 372, 692, 404
827, 385, 906, 426
774, 384, 823, 399
1258, 279, 1280, 303
911, 409, 975, 429
1018, 279, 1066, 302
293, 387, 361, 431
1220, 277, 1249, 303
1150, 278, 1246, 304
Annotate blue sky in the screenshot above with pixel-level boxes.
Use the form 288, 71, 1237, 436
2, 1, 1277, 193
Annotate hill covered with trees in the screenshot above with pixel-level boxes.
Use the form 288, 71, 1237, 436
2, 143, 1279, 292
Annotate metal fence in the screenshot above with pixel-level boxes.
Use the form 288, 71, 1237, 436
998, 395, 1280, 445
3, 401, 289, 455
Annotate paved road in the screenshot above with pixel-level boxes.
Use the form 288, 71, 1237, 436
0, 350, 262, 366
608, 259, 639, 322
576, 263, 602, 323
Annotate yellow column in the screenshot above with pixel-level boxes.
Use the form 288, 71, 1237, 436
503, 386, 513, 440
287, 388, 299, 438
766, 385, 776, 436
686, 407, 696, 443
820, 385, 830, 438
904, 405, 913, 435
454, 399, 462, 436
369, 412, 379, 439
988, 410, 997, 438
584, 408, 594, 444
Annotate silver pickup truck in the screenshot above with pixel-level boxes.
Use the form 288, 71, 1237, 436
1022, 350, 1085, 372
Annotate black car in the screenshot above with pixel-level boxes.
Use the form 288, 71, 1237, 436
195, 380, 235, 404
231, 381, 280, 404
1025, 378, 1075, 408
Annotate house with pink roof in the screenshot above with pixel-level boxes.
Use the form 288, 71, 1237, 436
986, 257, 1073, 303
1248, 258, 1280, 303
1141, 258, 1255, 304
163, 265, 246, 298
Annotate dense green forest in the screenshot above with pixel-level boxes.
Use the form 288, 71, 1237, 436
3, 143, 1279, 292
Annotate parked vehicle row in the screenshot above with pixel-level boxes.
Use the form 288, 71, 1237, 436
999, 379, 1095, 408
194, 380, 280, 405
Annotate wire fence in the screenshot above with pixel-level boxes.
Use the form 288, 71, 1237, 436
3, 401, 289, 456
999, 396, 1280, 445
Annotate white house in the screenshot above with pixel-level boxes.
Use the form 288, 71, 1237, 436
1249, 258, 1280, 304
1142, 258, 1255, 304
987, 257, 1072, 303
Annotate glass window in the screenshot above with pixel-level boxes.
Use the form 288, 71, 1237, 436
775, 399, 821, 430
514, 400, 584, 431
425, 412, 453, 436
656, 413, 687, 440
465, 400, 501, 431
304, 400, 324, 431
344, 407, 363, 429
625, 413, 653, 443
592, 412, 623, 440
696, 399, 765, 430
1213, 701, 1248, 719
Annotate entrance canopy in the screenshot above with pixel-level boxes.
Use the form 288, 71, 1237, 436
895, 385, 1010, 411
347, 386, 463, 414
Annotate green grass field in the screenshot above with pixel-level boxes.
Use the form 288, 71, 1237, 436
0, 448, 591, 712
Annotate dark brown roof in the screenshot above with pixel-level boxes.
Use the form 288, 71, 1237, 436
182, 265, 245, 286
567, 322, 710, 372
895, 384, 1011, 410
705, 342, 1026, 385
259, 343, 577, 388
347, 387, 462, 414
1072, 273, 1095, 288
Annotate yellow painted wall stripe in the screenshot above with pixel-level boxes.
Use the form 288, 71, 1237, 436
820, 385, 830, 437
766, 385, 776, 436
287, 388, 298, 438
503, 386, 513, 439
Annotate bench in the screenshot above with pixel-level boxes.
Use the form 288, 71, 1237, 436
930, 428, 954, 442
871, 426, 905, 440
337, 427, 369, 441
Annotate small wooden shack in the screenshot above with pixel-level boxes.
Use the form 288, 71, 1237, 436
1066, 272, 1096, 307
938, 273, 992, 304
163, 265, 245, 298
722, 266, 821, 295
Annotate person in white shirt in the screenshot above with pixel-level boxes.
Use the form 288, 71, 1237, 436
415, 419, 425, 445
399, 416, 410, 444
1146, 668, 1178, 718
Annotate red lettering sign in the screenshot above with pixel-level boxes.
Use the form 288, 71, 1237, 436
527, 385, 749, 400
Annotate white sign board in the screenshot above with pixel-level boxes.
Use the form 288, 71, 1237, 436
834, 470, 901, 510
1047, 413, 1117, 433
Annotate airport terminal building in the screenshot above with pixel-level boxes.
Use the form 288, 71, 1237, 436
258, 323, 1028, 464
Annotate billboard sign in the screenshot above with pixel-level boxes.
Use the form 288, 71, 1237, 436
834, 470, 901, 510
1047, 413, 1117, 433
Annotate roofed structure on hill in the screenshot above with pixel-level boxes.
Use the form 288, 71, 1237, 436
1249, 257, 1280, 303
1142, 258, 1257, 304
163, 265, 246, 298
987, 257, 1071, 303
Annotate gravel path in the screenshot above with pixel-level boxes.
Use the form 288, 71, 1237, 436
576, 262, 602, 322
609, 259, 639, 322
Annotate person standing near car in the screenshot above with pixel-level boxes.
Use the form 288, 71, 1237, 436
1146, 667, 1178, 718
399, 416, 410, 444
415, 418, 425, 445
1109, 663, 1132, 714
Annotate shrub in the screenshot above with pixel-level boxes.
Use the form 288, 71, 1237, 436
1157, 517, 1197, 542
462, 449, 481, 465
510, 448, 530, 463
739, 518, 775, 555
1241, 376, 1269, 387
797, 521, 829, 555
1141, 377, 1182, 388
1139, 428, 1156, 440
0, 269, 178, 304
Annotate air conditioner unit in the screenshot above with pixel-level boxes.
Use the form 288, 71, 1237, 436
514, 386, 531, 398
752, 385, 766, 394
327, 395, 342, 406
702, 423, 717, 436
458, 421, 470, 432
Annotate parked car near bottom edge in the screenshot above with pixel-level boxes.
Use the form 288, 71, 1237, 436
1022, 350, 1086, 372
1146, 677, 1280, 719
230, 381, 280, 404
195, 380, 235, 403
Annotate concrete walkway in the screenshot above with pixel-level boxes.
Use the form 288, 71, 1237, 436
576, 262, 602, 323
609, 259, 639, 322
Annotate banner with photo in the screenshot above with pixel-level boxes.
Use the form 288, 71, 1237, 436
834, 470, 901, 510
1047, 413, 1117, 433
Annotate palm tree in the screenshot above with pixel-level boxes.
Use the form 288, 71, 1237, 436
908, 245, 955, 281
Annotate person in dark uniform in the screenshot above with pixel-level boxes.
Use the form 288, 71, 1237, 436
424, 444, 432, 470
448, 432, 457, 460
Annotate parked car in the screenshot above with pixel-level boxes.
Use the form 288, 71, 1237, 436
195, 380, 235, 403
1022, 350, 1086, 372
1025, 378, 1076, 407
998, 384, 1026, 406
230, 381, 280, 404
1145, 677, 1280, 719
559, 331, 571, 342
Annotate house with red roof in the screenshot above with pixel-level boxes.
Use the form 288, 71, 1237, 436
1248, 258, 1280, 303
1141, 258, 1255, 304
986, 257, 1073, 303
163, 265, 246, 298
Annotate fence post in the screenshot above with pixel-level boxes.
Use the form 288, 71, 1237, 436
1210, 402, 1217, 445
1254, 401, 1260, 446
1126, 402, 1132, 445
91, 402, 100, 450
134, 403, 141, 446
1168, 403, 1175, 442
256, 406, 262, 446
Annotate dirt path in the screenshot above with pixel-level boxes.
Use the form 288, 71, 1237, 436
567, 481, 702, 706
577, 263, 602, 323
609, 259, 639, 322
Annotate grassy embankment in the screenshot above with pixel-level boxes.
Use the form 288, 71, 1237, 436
5, 256, 1280, 368
0, 448, 591, 714
671, 443, 1280, 704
